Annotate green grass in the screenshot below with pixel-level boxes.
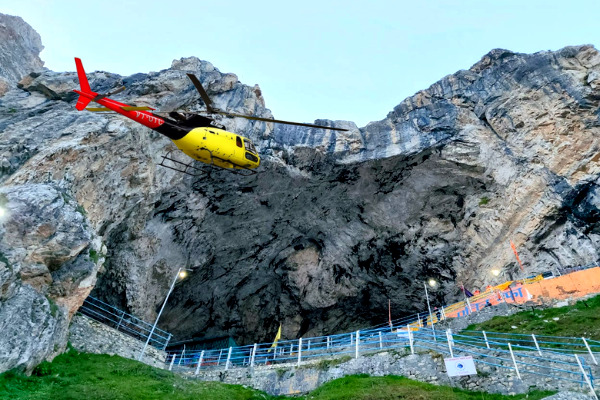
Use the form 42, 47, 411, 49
306, 374, 553, 400
0, 351, 280, 400
89, 249, 100, 264
465, 294, 600, 339
0, 351, 555, 400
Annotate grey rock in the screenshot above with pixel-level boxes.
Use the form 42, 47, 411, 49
0, 13, 43, 85
0, 284, 66, 372
0, 183, 101, 372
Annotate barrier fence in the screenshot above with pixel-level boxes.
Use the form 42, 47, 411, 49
79, 296, 172, 350
558, 261, 600, 275
164, 324, 599, 398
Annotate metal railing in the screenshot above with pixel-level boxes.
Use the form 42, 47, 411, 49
79, 296, 172, 350
164, 324, 598, 398
558, 261, 600, 275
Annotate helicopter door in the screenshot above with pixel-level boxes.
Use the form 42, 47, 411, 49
235, 136, 243, 159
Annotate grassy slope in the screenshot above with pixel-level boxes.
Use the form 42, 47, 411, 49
465, 294, 600, 338
0, 351, 554, 400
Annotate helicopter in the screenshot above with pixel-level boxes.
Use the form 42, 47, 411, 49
72, 58, 347, 177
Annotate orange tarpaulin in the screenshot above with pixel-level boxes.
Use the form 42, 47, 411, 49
524, 267, 600, 301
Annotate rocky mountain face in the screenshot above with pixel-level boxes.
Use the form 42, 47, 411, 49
1, 13, 600, 371
0, 13, 43, 95
0, 14, 102, 373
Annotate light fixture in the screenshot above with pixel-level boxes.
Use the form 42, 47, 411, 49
491, 269, 501, 277
428, 279, 437, 288
0, 207, 6, 218
178, 270, 188, 279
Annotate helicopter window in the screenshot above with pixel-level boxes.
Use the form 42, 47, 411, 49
236, 136, 243, 148
245, 152, 258, 162
244, 140, 257, 153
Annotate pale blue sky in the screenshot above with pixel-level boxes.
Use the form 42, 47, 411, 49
3, 0, 599, 127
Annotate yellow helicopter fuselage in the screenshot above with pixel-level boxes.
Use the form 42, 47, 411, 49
173, 127, 260, 170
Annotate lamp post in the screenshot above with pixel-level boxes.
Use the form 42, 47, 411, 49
424, 280, 437, 341
138, 267, 191, 361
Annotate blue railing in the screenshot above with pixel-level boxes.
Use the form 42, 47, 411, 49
164, 324, 598, 397
79, 296, 172, 350
558, 261, 600, 275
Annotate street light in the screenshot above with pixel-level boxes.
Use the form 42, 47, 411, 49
138, 267, 191, 361
423, 281, 437, 341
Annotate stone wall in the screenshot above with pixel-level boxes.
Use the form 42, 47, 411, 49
68, 314, 166, 368
187, 346, 597, 398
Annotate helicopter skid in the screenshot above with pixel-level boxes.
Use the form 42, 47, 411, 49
158, 150, 211, 177
158, 149, 257, 178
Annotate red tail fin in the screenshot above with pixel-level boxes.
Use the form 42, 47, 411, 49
74, 57, 94, 110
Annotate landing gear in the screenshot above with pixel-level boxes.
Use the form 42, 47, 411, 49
158, 149, 258, 180
158, 150, 210, 177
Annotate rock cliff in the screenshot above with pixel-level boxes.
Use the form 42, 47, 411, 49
1, 13, 599, 371
0, 13, 43, 94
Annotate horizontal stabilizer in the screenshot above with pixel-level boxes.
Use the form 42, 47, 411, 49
121, 106, 154, 111
85, 107, 112, 112
85, 106, 155, 112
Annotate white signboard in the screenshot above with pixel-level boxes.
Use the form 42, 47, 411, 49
444, 356, 477, 377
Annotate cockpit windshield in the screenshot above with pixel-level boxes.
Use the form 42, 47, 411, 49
244, 140, 257, 154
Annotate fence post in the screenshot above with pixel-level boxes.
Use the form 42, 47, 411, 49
531, 334, 542, 356
194, 350, 204, 375
446, 329, 454, 358
178, 346, 185, 366
225, 347, 232, 370
307, 339, 311, 351
582, 337, 598, 365
250, 344, 257, 367
169, 354, 176, 371
507, 343, 521, 380
327, 336, 330, 350
163, 333, 172, 350
482, 331, 490, 349
379, 331, 383, 349
350, 333, 353, 345
297, 338, 302, 367
116, 310, 125, 331
575, 354, 599, 400
217, 349, 223, 366
407, 325, 414, 355
355, 330, 360, 358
